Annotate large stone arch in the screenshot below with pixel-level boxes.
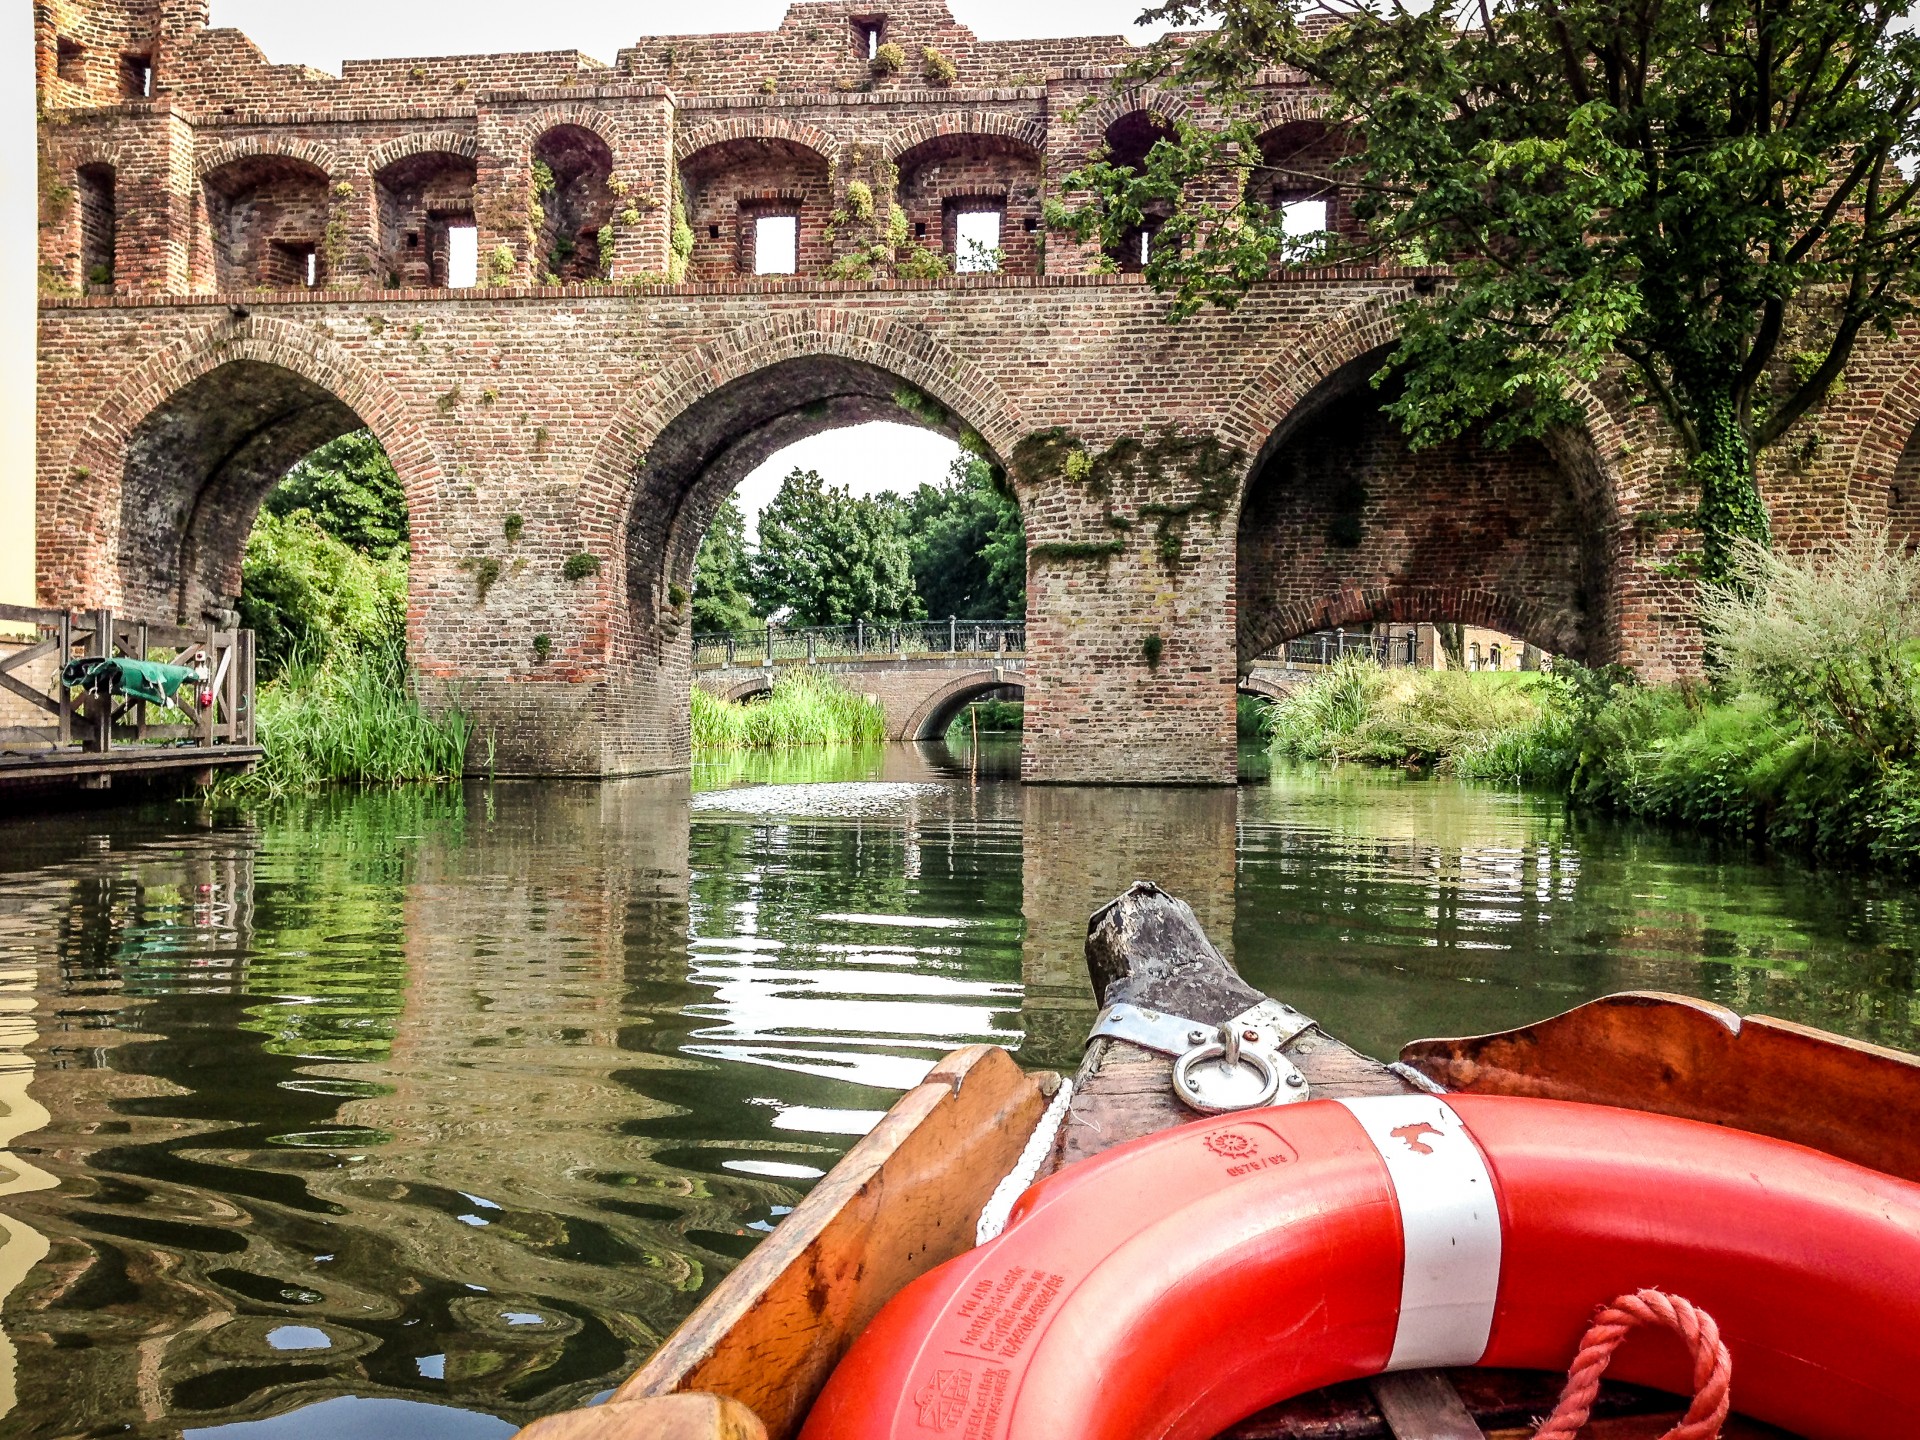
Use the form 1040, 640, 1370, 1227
885, 113, 1049, 167
195, 134, 341, 181
1224, 293, 1630, 668
1250, 582, 1580, 662
582, 310, 1027, 589
673, 116, 844, 169
901, 670, 1027, 743
1846, 335, 1920, 532
571, 313, 1028, 771
367, 129, 481, 175
46, 316, 437, 619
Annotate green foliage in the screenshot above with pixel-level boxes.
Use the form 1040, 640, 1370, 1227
845, 179, 876, 222
221, 640, 471, 799
563, 553, 602, 582
503, 513, 525, 543
901, 454, 1027, 621
692, 496, 759, 633
1237, 695, 1272, 742
238, 511, 406, 681
922, 46, 957, 85
1091, 0, 1920, 584
264, 431, 409, 557
1143, 633, 1165, 669
486, 244, 516, 285
533, 633, 552, 662
1265, 526, 1920, 873
751, 468, 922, 625
1699, 525, 1920, 764
1269, 659, 1548, 768
871, 41, 906, 75
692, 672, 887, 752
459, 555, 504, 602
946, 699, 1024, 741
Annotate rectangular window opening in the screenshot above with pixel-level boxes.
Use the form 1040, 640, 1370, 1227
754, 213, 798, 276
56, 37, 85, 83
955, 210, 1002, 274
121, 54, 151, 98
306, 250, 319, 288
854, 18, 885, 59
446, 223, 478, 289
1279, 197, 1331, 239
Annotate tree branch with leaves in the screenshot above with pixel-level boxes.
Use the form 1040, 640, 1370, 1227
1072, 0, 1920, 584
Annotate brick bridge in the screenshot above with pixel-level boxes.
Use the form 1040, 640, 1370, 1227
33, 0, 1920, 784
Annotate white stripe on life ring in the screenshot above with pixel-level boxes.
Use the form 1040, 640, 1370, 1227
1338, 1095, 1502, 1370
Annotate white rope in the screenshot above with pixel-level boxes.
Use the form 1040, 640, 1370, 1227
975, 1078, 1075, 1246
1389, 1061, 1449, 1094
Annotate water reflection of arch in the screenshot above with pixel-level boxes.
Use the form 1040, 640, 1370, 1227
902, 670, 1025, 742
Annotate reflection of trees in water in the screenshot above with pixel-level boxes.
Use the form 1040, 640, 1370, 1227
1235, 769, 1920, 1058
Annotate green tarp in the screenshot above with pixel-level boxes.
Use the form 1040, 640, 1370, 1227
62, 657, 200, 707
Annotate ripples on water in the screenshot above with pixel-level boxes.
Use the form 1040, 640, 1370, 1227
0, 741, 1915, 1437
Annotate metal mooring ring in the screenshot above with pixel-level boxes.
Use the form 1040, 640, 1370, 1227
1172, 1040, 1283, 1115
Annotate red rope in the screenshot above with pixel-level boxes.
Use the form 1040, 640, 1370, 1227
1530, 1289, 1733, 1440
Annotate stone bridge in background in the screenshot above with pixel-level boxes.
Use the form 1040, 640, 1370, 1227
34, 0, 1920, 784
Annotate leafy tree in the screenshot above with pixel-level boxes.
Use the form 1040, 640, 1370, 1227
265, 430, 410, 557
692, 496, 760, 632
903, 453, 1028, 620
238, 511, 407, 679
751, 469, 924, 625
1075, 0, 1920, 584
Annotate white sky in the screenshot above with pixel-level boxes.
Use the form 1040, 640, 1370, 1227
207, 1, 1177, 533
205, 3, 1179, 72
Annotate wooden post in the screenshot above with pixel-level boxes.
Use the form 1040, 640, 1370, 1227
56, 609, 72, 745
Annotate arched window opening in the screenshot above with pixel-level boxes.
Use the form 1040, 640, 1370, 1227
896, 134, 1044, 276
75, 164, 116, 293
1100, 111, 1177, 273
201, 156, 333, 291
530, 126, 615, 284
1250, 121, 1361, 263
374, 151, 478, 289
680, 138, 833, 280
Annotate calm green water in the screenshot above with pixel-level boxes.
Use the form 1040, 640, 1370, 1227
2, 743, 1916, 1438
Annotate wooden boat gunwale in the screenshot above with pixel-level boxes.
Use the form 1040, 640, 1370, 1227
517, 884, 1920, 1440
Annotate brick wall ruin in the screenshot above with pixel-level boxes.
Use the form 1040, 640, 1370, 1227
33, 0, 1920, 782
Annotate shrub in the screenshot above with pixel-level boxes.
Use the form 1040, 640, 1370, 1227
238, 511, 406, 680
1700, 525, 1920, 762
922, 47, 957, 84
871, 42, 905, 75
563, 553, 602, 582
221, 639, 471, 798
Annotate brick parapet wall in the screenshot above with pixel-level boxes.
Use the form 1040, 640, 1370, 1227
36, 1, 1328, 293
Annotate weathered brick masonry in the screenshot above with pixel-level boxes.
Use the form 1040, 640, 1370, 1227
35, 0, 1920, 783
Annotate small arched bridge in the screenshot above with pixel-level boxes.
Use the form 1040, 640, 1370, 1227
694, 621, 1027, 743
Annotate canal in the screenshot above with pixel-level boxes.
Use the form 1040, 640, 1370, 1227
2, 744, 1917, 1438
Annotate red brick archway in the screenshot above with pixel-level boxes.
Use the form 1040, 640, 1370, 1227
44, 316, 437, 619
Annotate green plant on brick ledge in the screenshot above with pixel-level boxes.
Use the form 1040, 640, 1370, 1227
563, 553, 602, 582
533, 634, 553, 663
1142, 633, 1165, 670
871, 41, 905, 76
922, 47, 957, 85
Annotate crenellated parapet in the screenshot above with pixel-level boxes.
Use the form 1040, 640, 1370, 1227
35, 0, 1343, 297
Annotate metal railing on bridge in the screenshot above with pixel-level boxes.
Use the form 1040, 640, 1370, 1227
694, 619, 1026, 668
1258, 629, 1421, 669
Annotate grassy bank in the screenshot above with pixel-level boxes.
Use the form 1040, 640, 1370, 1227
693, 673, 887, 752
221, 642, 472, 799
945, 699, 1024, 743
1267, 530, 1920, 872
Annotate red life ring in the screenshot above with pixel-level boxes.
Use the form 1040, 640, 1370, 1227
801, 1094, 1920, 1440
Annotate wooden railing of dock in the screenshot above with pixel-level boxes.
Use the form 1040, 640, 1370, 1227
0, 605, 257, 781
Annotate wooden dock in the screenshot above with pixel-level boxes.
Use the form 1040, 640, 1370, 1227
0, 604, 261, 799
